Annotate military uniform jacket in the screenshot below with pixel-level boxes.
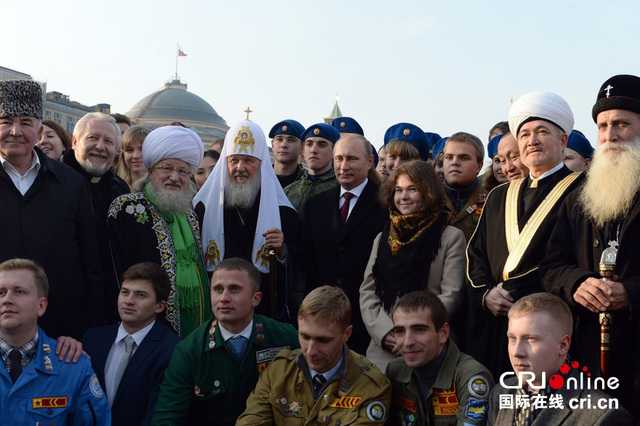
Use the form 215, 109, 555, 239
152, 315, 299, 425
465, 167, 583, 377
238, 347, 392, 425
285, 170, 338, 219
444, 183, 487, 243
0, 328, 111, 425
386, 341, 493, 426
541, 189, 640, 420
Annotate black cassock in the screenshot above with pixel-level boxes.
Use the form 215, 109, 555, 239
466, 165, 583, 378
541, 188, 640, 420
195, 197, 301, 324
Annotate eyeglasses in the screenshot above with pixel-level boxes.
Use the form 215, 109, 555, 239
153, 165, 190, 177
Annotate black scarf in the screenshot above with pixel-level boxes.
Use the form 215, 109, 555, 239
373, 210, 448, 313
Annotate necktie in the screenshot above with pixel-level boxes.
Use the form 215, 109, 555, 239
228, 336, 248, 362
340, 192, 354, 226
114, 335, 135, 392
8, 349, 22, 383
312, 373, 327, 393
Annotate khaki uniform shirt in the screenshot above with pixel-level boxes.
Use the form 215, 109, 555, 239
238, 347, 391, 425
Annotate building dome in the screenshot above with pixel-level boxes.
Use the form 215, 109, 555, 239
126, 79, 229, 147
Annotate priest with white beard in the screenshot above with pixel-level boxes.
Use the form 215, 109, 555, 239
542, 74, 640, 422
193, 120, 301, 323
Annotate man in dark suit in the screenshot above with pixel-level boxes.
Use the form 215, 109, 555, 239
301, 134, 386, 354
82, 262, 180, 426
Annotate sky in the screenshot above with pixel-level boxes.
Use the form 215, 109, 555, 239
4, 0, 640, 151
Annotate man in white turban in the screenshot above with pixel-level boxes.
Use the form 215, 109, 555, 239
193, 120, 301, 323
108, 124, 211, 337
465, 92, 584, 378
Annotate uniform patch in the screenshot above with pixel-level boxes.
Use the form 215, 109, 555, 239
32, 396, 68, 409
432, 386, 458, 415
329, 396, 362, 408
467, 375, 489, 398
89, 374, 104, 398
396, 394, 417, 413
256, 346, 289, 372
464, 398, 488, 421
366, 401, 386, 421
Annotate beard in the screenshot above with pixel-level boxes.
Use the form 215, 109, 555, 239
224, 173, 261, 210
144, 178, 196, 214
80, 153, 111, 177
578, 136, 640, 228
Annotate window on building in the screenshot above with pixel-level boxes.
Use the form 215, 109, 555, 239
45, 110, 51, 119
54, 112, 62, 124
66, 116, 75, 134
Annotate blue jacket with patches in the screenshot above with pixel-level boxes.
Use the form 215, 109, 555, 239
0, 327, 111, 425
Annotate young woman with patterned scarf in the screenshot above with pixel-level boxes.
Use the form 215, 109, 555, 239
360, 160, 467, 371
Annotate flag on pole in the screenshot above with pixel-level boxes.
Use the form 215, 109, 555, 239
178, 47, 187, 57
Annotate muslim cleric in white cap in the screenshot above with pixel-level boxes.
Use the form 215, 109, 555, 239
193, 119, 301, 322
107, 123, 212, 337
465, 91, 584, 379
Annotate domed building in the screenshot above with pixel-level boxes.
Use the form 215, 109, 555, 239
126, 79, 228, 147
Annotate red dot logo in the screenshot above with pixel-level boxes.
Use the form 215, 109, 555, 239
549, 374, 564, 390
560, 364, 570, 374
572, 361, 579, 369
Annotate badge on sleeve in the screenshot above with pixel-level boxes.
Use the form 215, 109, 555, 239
465, 397, 488, 421
366, 401, 386, 421
90, 374, 104, 398
467, 375, 489, 398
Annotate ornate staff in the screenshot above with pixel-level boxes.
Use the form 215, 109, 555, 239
268, 248, 276, 318
598, 240, 618, 381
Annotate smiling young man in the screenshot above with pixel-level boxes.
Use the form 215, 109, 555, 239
153, 258, 298, 425
238, 285, 391, 425
466, 92, 584, 381
285, 123, 340, 218
387, 291, 493, 426
0, 258, 111, 424
82, 262, 180, 426
487, 293, 632, 425
269, 119, 305, 189
61, 112, 129, 323
108, 124, 211, 337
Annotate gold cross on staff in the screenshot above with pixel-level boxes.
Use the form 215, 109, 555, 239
244, 106, 253, 120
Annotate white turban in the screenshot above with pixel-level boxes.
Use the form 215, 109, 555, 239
193, 120, 293, 273
508, 92, 574, 137
142, 126, 204, 174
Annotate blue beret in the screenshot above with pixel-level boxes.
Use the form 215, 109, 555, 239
331, 117, 364, 136
371, 143, 379, 168
301, 123, 341, 144
432, 137, 448, 159
269, 119, 305, 139
487, 134, 505, 159
424, 132, 442, 151
383, 122, 430, 161
567, 131, 594, 159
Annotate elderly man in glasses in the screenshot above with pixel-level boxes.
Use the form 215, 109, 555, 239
108, 124, 211, 338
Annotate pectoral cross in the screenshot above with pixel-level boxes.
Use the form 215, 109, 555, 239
605, 85, 613, 98
244, 106, 253, 120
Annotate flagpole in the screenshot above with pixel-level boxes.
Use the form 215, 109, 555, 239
175, 44, 179, 80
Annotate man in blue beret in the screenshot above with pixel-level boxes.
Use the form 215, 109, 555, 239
269, 119, 305, 189
563, 130, 593, 172
285, 123, 340, 219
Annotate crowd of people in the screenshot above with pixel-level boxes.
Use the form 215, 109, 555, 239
0, 74, 639, 425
